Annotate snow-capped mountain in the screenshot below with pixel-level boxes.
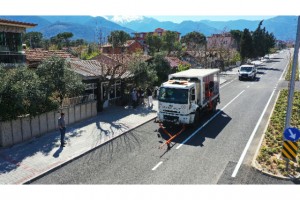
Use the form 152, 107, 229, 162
104, 15, 144, 24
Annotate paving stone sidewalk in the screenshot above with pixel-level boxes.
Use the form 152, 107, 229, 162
0, 101, 158, 184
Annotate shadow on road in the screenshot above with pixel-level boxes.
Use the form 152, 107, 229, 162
158, 110, 232, 148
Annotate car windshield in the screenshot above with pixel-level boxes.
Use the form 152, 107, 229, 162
158, 87, 188, 104
240, 67, 253, 72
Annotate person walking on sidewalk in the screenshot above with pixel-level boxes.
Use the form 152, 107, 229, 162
58, 112, 66, 147
146, 87, 153, 108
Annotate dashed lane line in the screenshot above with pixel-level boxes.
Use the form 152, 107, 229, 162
176, 90, 245, 150
152, 161, 163, 171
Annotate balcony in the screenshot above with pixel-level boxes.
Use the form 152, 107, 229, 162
0, 52, 26, 66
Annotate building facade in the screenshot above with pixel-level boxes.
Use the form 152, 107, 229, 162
207, 33, 237, 50
101, 40, 143, 54
0, 18, 36, 66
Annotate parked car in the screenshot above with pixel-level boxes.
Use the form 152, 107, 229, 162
238, 64, 257, 81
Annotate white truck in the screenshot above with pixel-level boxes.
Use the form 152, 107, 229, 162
157, 68, 220, 126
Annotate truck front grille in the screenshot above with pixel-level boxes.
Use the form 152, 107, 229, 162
164, 115, 179, 121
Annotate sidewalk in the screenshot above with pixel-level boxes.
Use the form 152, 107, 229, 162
0, 101, 158, 184
0, 78, 228, 185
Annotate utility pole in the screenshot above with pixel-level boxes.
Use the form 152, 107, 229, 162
284, 16, 300, 171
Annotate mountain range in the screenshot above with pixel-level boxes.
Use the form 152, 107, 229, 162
0, 15, 297, 42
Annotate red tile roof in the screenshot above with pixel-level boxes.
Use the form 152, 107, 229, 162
165, 57, 190, 68
0, 18, 37, 28
68, 60, 106, 78
26, 49, 79, 62
102, 40, 138, 48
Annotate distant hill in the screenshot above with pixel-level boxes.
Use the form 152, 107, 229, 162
174, 21, 220, 36
200, 19, 260, 31
199, 16, 298, 41
0, 15, 297, 42
111, 15, 298, 41
262, 16, 298, 41
0, 15, 135, 42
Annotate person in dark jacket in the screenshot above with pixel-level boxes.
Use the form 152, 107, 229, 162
58, 112, 66, 147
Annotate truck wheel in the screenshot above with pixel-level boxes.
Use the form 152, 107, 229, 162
209, 100, 217, 114
193, 110, 200, 127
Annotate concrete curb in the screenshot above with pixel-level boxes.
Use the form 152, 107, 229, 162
23, 115, 157, 184
251, 89, 300, 180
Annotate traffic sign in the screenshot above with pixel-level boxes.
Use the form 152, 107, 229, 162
283, 127, 300, 142
282, 141, 298, 161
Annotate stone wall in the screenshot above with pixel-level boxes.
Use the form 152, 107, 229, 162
0, 101, 97, 147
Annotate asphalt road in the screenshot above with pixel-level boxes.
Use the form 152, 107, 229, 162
30, 50, 297, 184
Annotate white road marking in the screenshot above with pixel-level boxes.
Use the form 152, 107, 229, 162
231, 89, 275, 177
279, 58, 290, 80
232, 56, 289, 177
176, 90, 245, 149
220, 78, 236, 89
152, 161, 163, 171
247, 86, 250, 88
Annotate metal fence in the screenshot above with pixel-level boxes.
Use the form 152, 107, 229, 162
62, 94, 95, 108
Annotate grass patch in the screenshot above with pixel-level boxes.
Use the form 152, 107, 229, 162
256, 89, 300, 176
285, 58, 299, 81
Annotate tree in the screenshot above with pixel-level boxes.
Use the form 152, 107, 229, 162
50, 32, 74, 49
230, 30, 243, 52
149, 52, 172, 85
177, 63, 191, 72
162, 31, 180, 54
265, 31, 276, 54
240, 28, 254, 61
0, 65, 58, 121
108, 30, 131, 53
23, 32, 43, 49
181, 31, 206, 51
128, 58, 157, 88
252, 20, 266, 57
57, 32, 74, 48
36, 56, 85, 106
145, 33, 163, 55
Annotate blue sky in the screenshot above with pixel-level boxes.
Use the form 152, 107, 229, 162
1, 0, 298, 18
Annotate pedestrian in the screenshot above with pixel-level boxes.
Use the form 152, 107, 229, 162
146, 87, 153, 107
137, 87, 144, 105
131, 88, 138, 108
58, 112, 66, 147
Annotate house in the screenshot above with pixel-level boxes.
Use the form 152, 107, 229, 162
134, 28, 181, 42
275, 40, 287, 49
134, 28, 181, 52
101, 40, 143, 54
25, 48, 79, 68
0, 18, 36, 66
165, 56, 191, 71
207, 33, 237, 50
90, 53, 152, 109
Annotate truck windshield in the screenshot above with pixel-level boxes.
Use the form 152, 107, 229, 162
240, 67, 253, 72
158, 87, 188, 104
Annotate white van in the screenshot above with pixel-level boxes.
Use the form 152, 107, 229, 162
238, 64, 257, 80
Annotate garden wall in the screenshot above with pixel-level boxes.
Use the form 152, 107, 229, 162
0, 101, 97, 147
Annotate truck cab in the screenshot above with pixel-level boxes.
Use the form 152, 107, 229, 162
157, 69, 220, 125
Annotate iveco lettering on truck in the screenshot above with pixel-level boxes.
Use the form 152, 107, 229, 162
157, 69, 220, 126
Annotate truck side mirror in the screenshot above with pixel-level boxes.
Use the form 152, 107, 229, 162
191, 88, 195, 101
